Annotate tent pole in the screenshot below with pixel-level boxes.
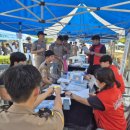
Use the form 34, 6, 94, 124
1, 4, 38, 14
46, 11, 88, 22
0, 14, 37, 22
45, 6, 64, 27
101, 1, 130, 8
31, 0, 40, 4
41, 0, 44, 19
16, 0, 41, 21
45, 2, 96, 10
120, 32, 130, 74
101, 8, 130, 13
0, 22, 18, 31
18, 22, 24, 53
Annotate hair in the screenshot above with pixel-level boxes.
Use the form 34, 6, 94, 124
95, 68, 120, 91
3, 65, 42, 103
100, 55, 113, 64
26, 37, 31, 41
57, 35, 64, 41
63, 35, 69, 41
10, 52, 26, 67
91, 35, 100, 40
45, 50, 54, 58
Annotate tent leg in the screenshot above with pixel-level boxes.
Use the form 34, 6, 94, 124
120, 33, 130, 74
18, 22, 24, 53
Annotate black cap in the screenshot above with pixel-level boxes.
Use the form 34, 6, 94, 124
63, 35, 69, 41
91, 35, 100, 40
37, 31, 47, 36
45, 50, 55, 57
57, 35, 64, 41
26, 37, 31, 41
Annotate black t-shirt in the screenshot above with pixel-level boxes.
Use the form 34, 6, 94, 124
87, 96, 105, 111
89, 44, 106, 65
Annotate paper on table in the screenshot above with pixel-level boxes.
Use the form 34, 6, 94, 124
70, 89, 89, 98
35, 100, 54, 112
57, 78, 71, 84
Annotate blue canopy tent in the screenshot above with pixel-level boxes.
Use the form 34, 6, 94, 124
0, 0, 79, 35
79, 0, 130, 31
59, 4, 118, 40
0, 0, 130, 35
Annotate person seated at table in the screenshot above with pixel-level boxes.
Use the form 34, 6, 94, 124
0, 65, 64, 130
39, 50, 56, 89
85, 55, 125, 94
0, 52, 27, 102
66, 68, 126, 130
100, 55, 125, 94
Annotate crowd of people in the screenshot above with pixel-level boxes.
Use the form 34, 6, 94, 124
0, 31, 129, 130
0, 41, 19, 55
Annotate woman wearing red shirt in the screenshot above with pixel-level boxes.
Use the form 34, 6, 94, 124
100, 55, 125, 94
66, 68, 126, 130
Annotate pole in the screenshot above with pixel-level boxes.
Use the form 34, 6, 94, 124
18, 22, 24, 53
120, 32, 130, 74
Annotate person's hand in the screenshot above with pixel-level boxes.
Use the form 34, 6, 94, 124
89, 93, 96, 97
84, 74, 92, 80
46, 87, 54, 96
65, 91, 72, 97
54, 87, 61, 95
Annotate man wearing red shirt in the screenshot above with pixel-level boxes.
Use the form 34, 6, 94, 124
100, 55, 125, 94
87, 35, 106, 75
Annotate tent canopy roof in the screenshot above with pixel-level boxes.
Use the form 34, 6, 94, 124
0, 0, 130, 36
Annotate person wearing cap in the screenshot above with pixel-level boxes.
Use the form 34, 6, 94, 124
72, 42, 79, 56
39, 50, 55, 89
31, 31, 47, 68
49, 35, 67, 79
86, 35, 106, 75
25, 37, 32, 63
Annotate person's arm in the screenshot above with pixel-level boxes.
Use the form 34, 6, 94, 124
0, 87, 12, 101
55, 56, 63, 65
65, 91, 105, 110
40, 68, 52, 85
53, 87, 62, 110
33, 87, 54, 108
93, 45, 106, 57
31, 48, 45, 54
65, 91, 91, 106
43, 77, 52, 84
35, 48, 45, 53
51, 87, 64, 129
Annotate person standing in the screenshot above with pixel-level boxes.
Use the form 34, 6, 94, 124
49, 35, 67, 79
72, 42, 78, 56
31, 31, 46, 68
87, 35, 106, 75
25, 37, 32, 63
63, 35, 71, 72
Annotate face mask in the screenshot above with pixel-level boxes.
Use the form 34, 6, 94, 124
95, 80, 100, 88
